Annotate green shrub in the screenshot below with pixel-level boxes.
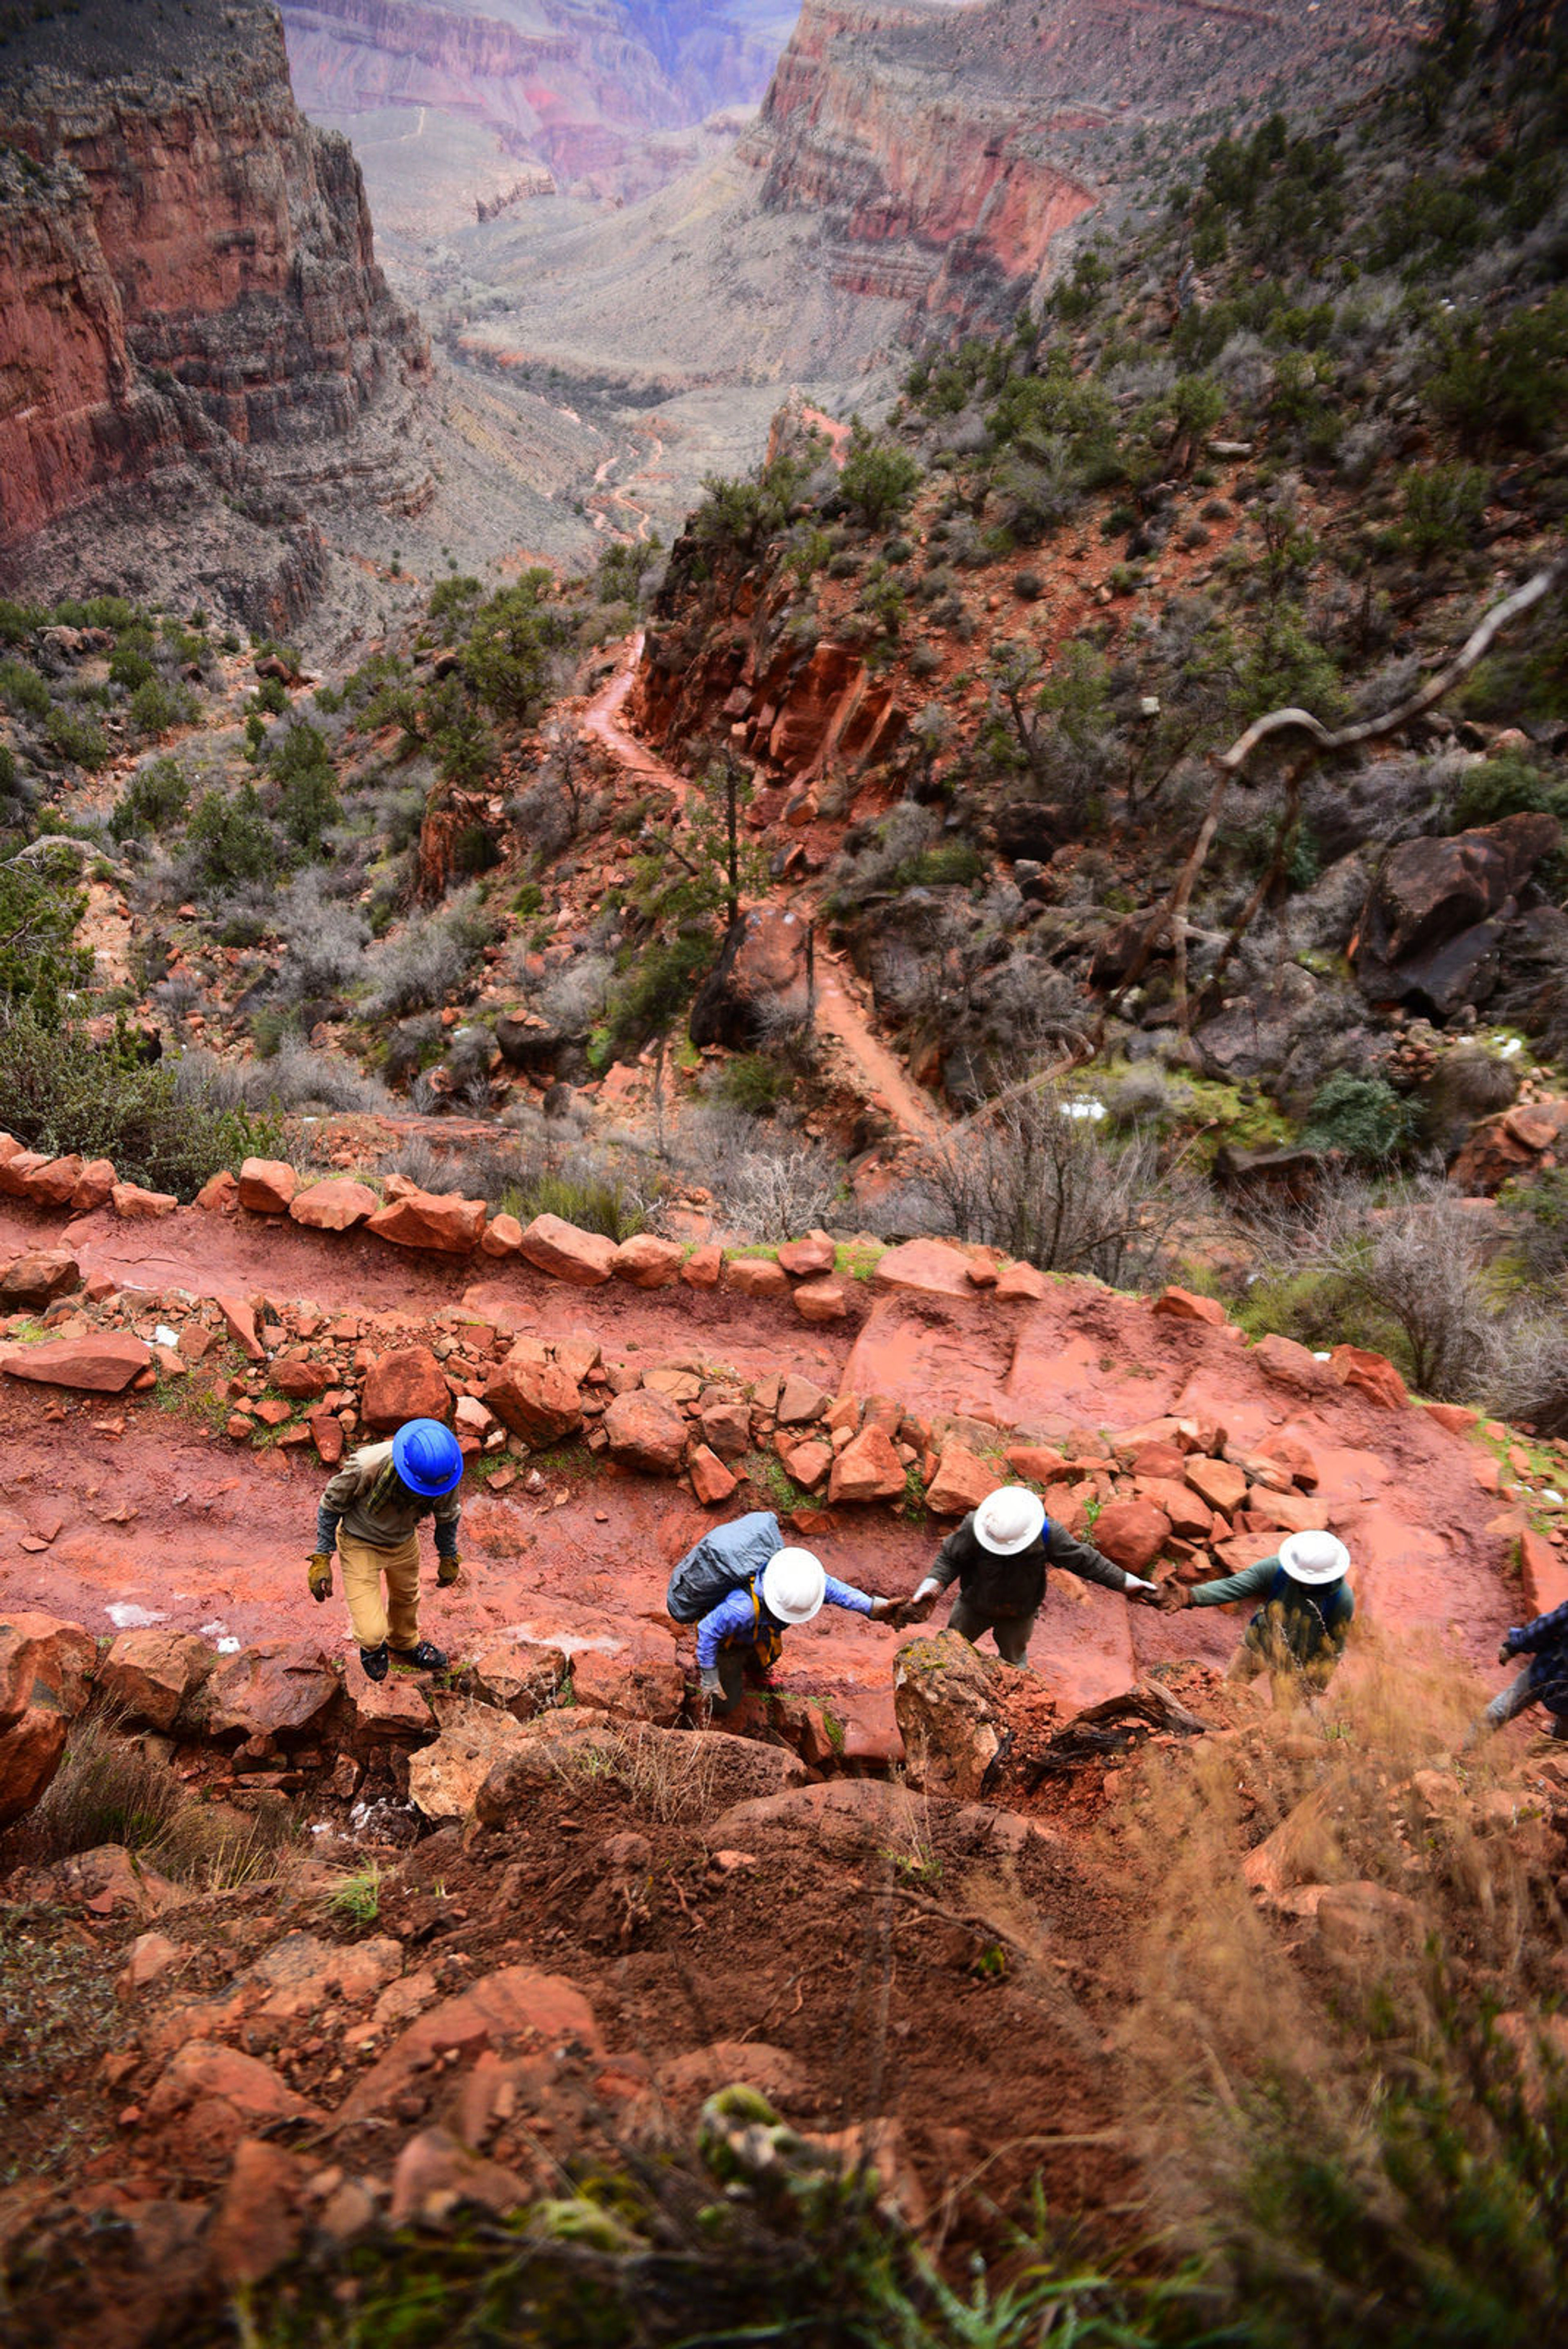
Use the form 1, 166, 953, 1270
1448, 753, 1568, 833
0, 659, 50, 719
839, 434, 922, 530
0, 1007, 282, 1196
128, 675, 195, 740
1432, 291, 1568, 450
39, 706, 108, 771
607, 931, 715, 1057
461, 569, 568, 726
1301, 1071, 1415, 1165
187, 785, 278, 886
895, 842, 985, 889
109, 757, 190, 841
107, 641, 156, 691
1397, 464, 1489, 559
720, 1054, 792, 1114
0, 599, 45, 646
269, 722, 340, 851
0, 846, 90, 1017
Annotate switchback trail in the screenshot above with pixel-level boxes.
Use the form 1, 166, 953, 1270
577, 634, 947, 1148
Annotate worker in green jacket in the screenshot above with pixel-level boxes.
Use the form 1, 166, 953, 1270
1159, 1530, 1353, 1701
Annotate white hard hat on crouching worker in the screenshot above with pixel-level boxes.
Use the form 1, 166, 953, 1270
762, 1546, 827, 1623
1279, 1530, 1351, 1585
973, 1486, 1047, 1557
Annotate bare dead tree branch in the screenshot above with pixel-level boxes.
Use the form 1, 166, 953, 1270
1100, 550, 1567, 1038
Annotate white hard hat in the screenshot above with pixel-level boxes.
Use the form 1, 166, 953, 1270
761, 1546, 827, 1624
973, 1486, 1046, 1557
1279, 1530, 1350, 1585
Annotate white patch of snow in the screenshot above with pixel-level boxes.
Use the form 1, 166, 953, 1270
106, 1602, 166, 1629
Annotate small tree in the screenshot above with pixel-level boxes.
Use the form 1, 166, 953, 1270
0, 846, 90, 1020
839, 431, 922, 530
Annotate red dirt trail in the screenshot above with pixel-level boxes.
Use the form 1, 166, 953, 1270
0, 1196, 1521, 1733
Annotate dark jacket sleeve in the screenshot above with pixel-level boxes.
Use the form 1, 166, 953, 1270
929, 1517, 981, 1592
1505, 1598, 1568, 1657
1046, 1520, 1134, 1593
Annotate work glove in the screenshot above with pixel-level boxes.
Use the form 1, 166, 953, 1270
437, 1553, 462, 1588
1498, 1637, 1516, 1667
867, 1596, 904, 1622
1155, 1581, 1192, 1612
1124, 1576, 1160, 1607
895, 1582, 941, 1629
307, 1552, 333, 1604
696, 1663, 724, 1721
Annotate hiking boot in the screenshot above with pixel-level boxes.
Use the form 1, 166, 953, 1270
359, 1642, 390, 1683
390, 1640, 448, 1674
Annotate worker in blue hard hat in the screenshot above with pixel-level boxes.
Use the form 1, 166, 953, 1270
307, 1418, 466, 1681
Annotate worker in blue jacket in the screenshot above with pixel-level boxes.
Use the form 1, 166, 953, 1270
1470, 1598, 1568, 1743
695, 1545, 900, 1714
1160, 1530, 1353, 1701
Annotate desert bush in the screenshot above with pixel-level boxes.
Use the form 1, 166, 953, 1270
43, 706, 110, 770
908, 1089, 1175, 1286
128, 675, 195, 741
838, 432, 922, 529
0, 845, 90, 1016
1396, 463, 1489, 559
1301, 1071, 1414, 1164
1491, 1306, 1568, 1437
182, 1043, 388, 1118
186, 784, 277, 887
109, 756, 190, 842
362, 887, 497, 1020
0, 1006, 281, 1194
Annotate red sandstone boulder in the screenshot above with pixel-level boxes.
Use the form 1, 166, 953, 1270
363, 1346, 450, 1431
829, 1424, 905, 1504
1005, 1443, 1069, 1482
238, 1158, 298, 1214
338, 1966, 601, 2126
1185, 1456, 1248, 1516
1152, 1285, 1226, 1326
0, 1616, 94, 1830
872, 1239, 976, 1298
1330, 1345, 1408, 1409
688, 905, 811, 1050
793, 1278, 848, 1323
0, 1150, 49, 1197
778, 1437, 832, 1490
517, 1213, 616, 1285
0, 1331, 151, 1392
1134, 1475, 1215, 1540
925, 1445, 1004, 1517
1521, 1526, 1568, 1618
725, 1256, 790, 1300
272, 1357, 334, 1400
71, 1158, 116, 1212
143, 2042, 322, 2159
777, 1230, 836, 1278
995, 1260, 1049, 1300
19, 1154, 82, 1207
367, 1189, 486, 1254
112, 1181, 178, 1220
1253, 1331, 1333, 1395
0, 1248, 82, 1309
484, 1349, 583, 1442
1251, 1431, 1321, 1490
218, 1294, 265, 1360
699, 1400, 752, 1459
196, 1171, 239, 1213
309, 1412, 344, 1465
206, 1642, 338, 1742
1422, 1401, 1480, 1438
99, 1629, 218, 1732
1244, 1487, 1330, 1537
1092, 1498, 1170, 1574
681, 1244, 722, 1290
689, 1444, 740, 1506
480, 1213, 524, 1258
570, 1650, 685, 1725
604, 1388, 688, 1475
612, 1233, 685, 1288
288, 1178, 376, 1232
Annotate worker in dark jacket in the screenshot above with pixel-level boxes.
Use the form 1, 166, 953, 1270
1470, 1599, 1568, 1743
895, 1485, 1159, 1664
1160, 1530, 1353, 1700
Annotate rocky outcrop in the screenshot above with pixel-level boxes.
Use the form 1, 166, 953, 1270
1355, 813, 1561, 1018
0, 0, 429, 616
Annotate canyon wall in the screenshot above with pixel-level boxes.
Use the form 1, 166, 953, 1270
0, 0, 429, 610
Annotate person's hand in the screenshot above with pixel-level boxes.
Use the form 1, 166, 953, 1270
1125, 1576, 1161, 1608
437, 1554, 462, 1588
1156, 1581, 1192, 1613
868, 1596, 903, 1623
1498, 1637, 1515, 1667
696, 1664, 724, 1723
307, 1552, 333, 1603
895, 1587, 939, 1629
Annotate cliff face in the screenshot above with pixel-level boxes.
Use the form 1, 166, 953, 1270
743, 0, 1413, 328
0, 0, 428, 574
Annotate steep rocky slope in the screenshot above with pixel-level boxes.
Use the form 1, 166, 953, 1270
0, 0, 431, 628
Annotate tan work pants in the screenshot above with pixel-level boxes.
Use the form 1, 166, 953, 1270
339, 1530, 421, 1650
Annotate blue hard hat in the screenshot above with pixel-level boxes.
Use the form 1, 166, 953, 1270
393, 1418, 464, 1498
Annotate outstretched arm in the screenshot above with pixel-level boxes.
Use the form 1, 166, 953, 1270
1503, 1598, 1568, 1657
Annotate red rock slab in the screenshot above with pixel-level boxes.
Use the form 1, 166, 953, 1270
1520, 1527, 1568, 1619
1330, 1345, 1408, 1410
196, 1171, 239, 1213
994, 1260, 1049, 1301
793, 1277, 848, 1323
367, 1189, 487, 1255
1005, 1443, 1069, 1482
0, 1613, 96, 1723
0, 1248, 82, 1309
777, 1230, 836, 1279
829, 1424, 906, 1504
871, 1239, 977, 1298
288, 1179, 377, 1232
363, 1345, 450, 1430
725, 1256, 789, 1300
689, 1444, 740, 1507
1253, 1331, 1333, 1395
1134, 1475, 1214, 1541
516, 1212, 615, 1285
603, 1387, 687, 1475
238, 1159, 298, 1215
19, 1155, 82, 1208
1092, 1498, 1170, 1574
205, 1641, 338, 1741
480, 1212, 524, 1258
612, 1233, 685, 1288
98, 1629, 216, 1732
142, 2042, 322, 2152
1243, 1486, 1330, 1538
71, 1159, 116, 1212
111, 1182, 178, 1220
1185, 1456, 1249, 1516
924, 1444, 1004, 1516
309, 1412, 345, 1465
483, 1352, 583, 1442
0, 1331, 152, 1392
0, 1151, 50, 1198
681, 1243, 722, 1289
1152, 1285, 1226, 1326
272, 1357, 334, 1400
208, 2137, 307, 2290
338, 1966, 601, 2125
1421, 1400, 1480, 1438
